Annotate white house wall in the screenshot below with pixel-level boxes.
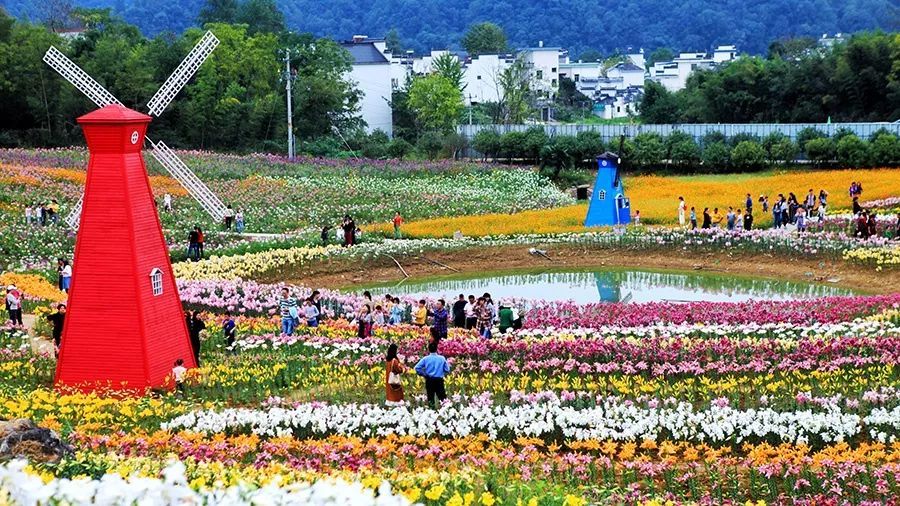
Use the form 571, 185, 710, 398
348, 64, 393, 137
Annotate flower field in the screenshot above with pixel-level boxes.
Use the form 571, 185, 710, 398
1, 147, 899, 504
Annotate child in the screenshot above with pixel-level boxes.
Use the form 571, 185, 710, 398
222, 311, 236, 351
389, 297, 404, 325
172, 359, 187, 394
633, 210, 641, 225
372, 304, 385, 326
413, 299, 428, 326
304, 298, 320, 328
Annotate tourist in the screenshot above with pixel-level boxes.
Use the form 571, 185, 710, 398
163, 193, 172, 212
392, 211, 403, 239
372, 305, 386, 326
414, 341, 450, 407
464, 295, 477, 329
689, 207, 697, 230
701, 208, 711, 229
867, 212, 878, 238
300, 298, 319, 328
196, 227, 205, 259
47, 303, 66, 355
186, 311, 205, 366
761, 195, 769, 213
430, 299, 449, 342
224, 205, 235, 230
804, 189, 816, 210
712, 208, 723, 229
341, 215, 356, 247
385, 343, 406, 403
278, 288, 299, 336
311, 290, 322, 316
47, 199, 59, 224
56, 258, 64, 290
772, 198, 782, 228
743, 208, 753, 230
24, 205, 32, 226
356, 304, 372, 338
726, 207, 736, 231
633, 210, 641, 225
413, 299, 427, 327
796, 206, 807, 232
222, 311, 237, 351
452, 294, 467, 328
235, 210, 245, 233
787, 193, 798, 224
745, 193, 753, 214
187, 228, 199, 261
498, 301, 514, 334
511, 302, 523, 330
362, 291, 373, 305
60, 260, 72, 292
856, 211, 869, 239
852, 197, 862, 215
476, 297, 492, 339
389, 297, 404, 325
172, 359, 187, 394
734, 208, 743, 231
817, 203, 827, 230
819, 189, 828, 207
39, 202, 47, 226
320, 225, 332, 246
678, 196, 686, 228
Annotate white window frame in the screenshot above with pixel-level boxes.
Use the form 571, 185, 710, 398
150, 268, 163, 296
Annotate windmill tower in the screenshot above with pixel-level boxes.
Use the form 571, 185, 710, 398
44, 32, 224, 391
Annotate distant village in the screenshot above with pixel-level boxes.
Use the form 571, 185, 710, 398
341, 33, 848, 136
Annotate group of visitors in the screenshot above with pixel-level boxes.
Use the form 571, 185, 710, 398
385, 339, 451, 407
278, 288, 323, 336
23, 200, 60, 226
678, 187, 834, 233
222, 205, 245, 233
186, 227, 206, 261
4, 285, 23, 327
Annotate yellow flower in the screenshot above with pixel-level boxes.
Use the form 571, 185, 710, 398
426, 484, 446, 501
446, 493, 464, 506
480, 492, 496, 506
563, 495, 586, 506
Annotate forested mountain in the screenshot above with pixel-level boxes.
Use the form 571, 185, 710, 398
4, 0, 895, 55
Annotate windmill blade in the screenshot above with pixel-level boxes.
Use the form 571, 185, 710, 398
146, 31, 219, 116
65, 194, 84, 229
147, 139, 226, 222
43, 46, 122, 108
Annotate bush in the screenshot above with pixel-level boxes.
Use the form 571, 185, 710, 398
804, 137, 835, 165
729, 132, 758, 148
417, 131, 445, 159
870, 133, 900, 165
499, 131, 528, 161
442, 132, 469, 159
730, 141, 768, 171
574, 131, 605, 166
702, 131, 726, 146
386, 138, 413, 159
769, 139, 799, 165
833, 127, 856, 142
472, 129, 501, 159
797, 127, 827, 149
522, 127, 549, 163
762, 132, 788, 153
669, 138, 700, 167
701, 141, 731, 172
540, 135, 580, 176
302, 137, 344, 157
360, 130, 390, 159
632, 132, 666, 170
835, 134, 870, 167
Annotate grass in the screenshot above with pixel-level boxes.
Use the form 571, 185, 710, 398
369, 167, 900, 238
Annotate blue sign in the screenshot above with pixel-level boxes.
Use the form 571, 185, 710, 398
585, 152, 631, 227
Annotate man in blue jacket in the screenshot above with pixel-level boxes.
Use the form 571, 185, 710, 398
414, 341, 451, 407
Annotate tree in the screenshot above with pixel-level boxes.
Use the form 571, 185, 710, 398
198, 0, 238, 25
0, 8, 16, 42
639, 81, 681, 123
730, 141, 768, 170
804, 137, 836, 165
39, 0, 73, 32
579, 49, 603, 62
461, 22, 507, 56
385, 28, 402, 54
767, 37, 816, 60
632, 132, 665, 170
836, 134, 871, 166
647, 47, 674, 66
432, 53, 465, 92
236, 0, 285, 34
407, 74, 464, 133
472, 129, 501, 160
495, 57, 531, 124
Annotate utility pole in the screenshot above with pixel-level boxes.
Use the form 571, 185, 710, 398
280, 48, 296, 159
468, 93, 473, 126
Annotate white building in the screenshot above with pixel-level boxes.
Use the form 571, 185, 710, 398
648, 45, 737, 92
558, 52, 646, 119
522, 42, 561, 99
340, 36, 394, 137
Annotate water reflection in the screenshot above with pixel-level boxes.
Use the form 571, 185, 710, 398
362, 269, 855, 304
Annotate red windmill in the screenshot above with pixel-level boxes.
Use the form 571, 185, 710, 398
43, 33, 225, 391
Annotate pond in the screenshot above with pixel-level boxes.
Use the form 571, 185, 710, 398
358, 268, 856, 304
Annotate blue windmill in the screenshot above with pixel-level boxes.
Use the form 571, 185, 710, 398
584, 151, 631, 226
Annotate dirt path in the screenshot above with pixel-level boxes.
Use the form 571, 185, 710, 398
284, 245, 899, 294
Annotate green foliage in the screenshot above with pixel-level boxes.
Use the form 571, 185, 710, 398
797, 127, 827, 148
647, 47, 674, 66
386, 138, 413, 159
804, 137, 836, 165
769, 139, 799, 165
432, 53, 465, 92
870, 132, 900, 165
385, 28, 402, 53
669, 138, 701, 167
574, 131, 604, 163
632, 132, 665, 170
701, 141, 731, 172
835, 134, 871, 167
461, 22, 507, 56
416, 131, 445, 159
639, 81, 680, 124
472, 129, 501, 159
539, 135, 579, 177
578, 49, 603, 62
730, 141, 768, 170
496, 57, 532, 124
198, 0, 238, 25
407, 74, 464, 134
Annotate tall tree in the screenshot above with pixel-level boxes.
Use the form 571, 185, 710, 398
432, 53, 465, 92
198, 0, 238, 25
236, 0, 285, 34
385, 28, 402, 54
461, 22, 507, 55
407, 74, 464, 133
495, 56, 531, 124
647, 47, 674, 66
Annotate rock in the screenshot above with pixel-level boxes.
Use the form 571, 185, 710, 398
0, 419, 73, 463
692, 264, 703, 270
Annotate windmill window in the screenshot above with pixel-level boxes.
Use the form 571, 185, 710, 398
150, 268, 163, 296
